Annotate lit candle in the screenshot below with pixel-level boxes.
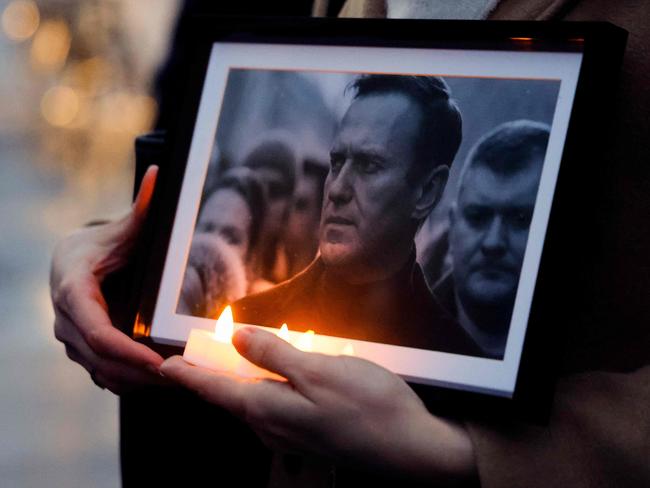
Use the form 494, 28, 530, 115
277, 323, 290, 341
183, 306, 243, 373
294, 330, 314, 352
184, 307, 351, 379
184, 307, 288, 380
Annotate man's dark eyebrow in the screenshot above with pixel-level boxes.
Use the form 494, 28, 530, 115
329, 146, 387, 165
351, 148, 387, 162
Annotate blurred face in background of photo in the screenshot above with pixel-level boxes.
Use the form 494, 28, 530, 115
254, 166, 293, 242
242, 140, 297, 252
449, 154, 543, 320
196, 188, 252, 261
285, 159, 328, 273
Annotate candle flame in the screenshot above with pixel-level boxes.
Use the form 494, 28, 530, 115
295, 330, 314, 352
214, 306, 234, 343
277, 323, 290, 341
342, 343, 355, 356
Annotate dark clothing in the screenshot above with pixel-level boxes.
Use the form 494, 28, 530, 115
431, 271, 504, 360
120, 386, 271, 487
233, 256, 485, 356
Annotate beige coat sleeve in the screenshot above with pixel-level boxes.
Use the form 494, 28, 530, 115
468, 367, 650, 487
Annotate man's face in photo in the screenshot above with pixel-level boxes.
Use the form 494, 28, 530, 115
450, 157, 543, 312
320, 93, 422, 275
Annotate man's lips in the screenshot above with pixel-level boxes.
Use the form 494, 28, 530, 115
325, 216, 355, 226
470, 263, 517, 277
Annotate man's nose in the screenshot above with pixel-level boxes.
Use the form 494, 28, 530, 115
327, 161, 354, 205
481, 216, 508, 257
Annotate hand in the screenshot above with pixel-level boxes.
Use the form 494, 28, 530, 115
50, 166, 166, 394
160, 327, 478, 484
177, 233, 247, 318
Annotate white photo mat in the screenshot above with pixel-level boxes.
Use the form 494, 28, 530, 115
150, 42, 582, 397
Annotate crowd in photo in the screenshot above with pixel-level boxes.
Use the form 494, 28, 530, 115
177, 70, 556, 359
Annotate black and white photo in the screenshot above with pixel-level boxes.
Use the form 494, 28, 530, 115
176, 68, 557, 361
150, 41, 583, 395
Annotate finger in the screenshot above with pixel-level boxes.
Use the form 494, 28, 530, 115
232, 327, 320, 388
98, 165, 158, 265
65, 342, 95, 374
92, 370, 121, 394
160, 356, 248, 416
65, 340, 167, 393
59, 315, 167, 388
160, 356, 313, 425
131, 165, 158, 227
60, 277, 163, 370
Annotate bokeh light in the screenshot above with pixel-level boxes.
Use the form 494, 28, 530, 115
1, 0, 40, 42
41, 85, 80, 127
0, 1, 180, 485
98, 91, 157, 134
30, 18, 71, 72
65, 56, 113, 95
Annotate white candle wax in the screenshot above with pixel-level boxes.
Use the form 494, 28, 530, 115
184, 328, 283, 379
183, 307, 356, 379
183, 328, 242, 372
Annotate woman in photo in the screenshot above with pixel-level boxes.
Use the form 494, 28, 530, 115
177, 166, 271, 318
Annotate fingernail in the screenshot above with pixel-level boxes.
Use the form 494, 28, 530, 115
233, 327, 254, 351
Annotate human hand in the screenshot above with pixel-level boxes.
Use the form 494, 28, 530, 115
177, 233, 247, 318
160, 327, 477, 484
50, 166, 166, 393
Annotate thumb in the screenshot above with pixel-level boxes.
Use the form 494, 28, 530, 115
131, 165, 158, 225
233, 327, 311, 385
127, 164, 159, 234
93, 165, 158, 277
117, 164, 158, 236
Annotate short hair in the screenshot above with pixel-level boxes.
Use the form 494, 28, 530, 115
200, 166, 266, 256
459, 119, 551, 190
348, 74, 463, 181
241, 139, 297, 198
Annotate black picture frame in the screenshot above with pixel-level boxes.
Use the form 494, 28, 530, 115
128, 16, 627, 421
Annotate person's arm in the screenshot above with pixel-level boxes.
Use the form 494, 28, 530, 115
50, 166, 166, 393
467, 365, 650, 488
160, 326, 478, 485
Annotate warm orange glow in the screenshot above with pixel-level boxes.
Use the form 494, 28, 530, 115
295, 330, 315, 352
66, 56, 113, 95
1, 0, 39, 42
123, 94, 157, 134
97, 92, 157, 134
510, 37, 533, 42
341, 343, 355, 356
30, 19, 71, 72
41, 85, 80, 127
132, 313, 150, 338
214, 306, 234, 343
277, 323, 290, 341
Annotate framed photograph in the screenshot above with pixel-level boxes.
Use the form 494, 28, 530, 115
132, 17, 626, 404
